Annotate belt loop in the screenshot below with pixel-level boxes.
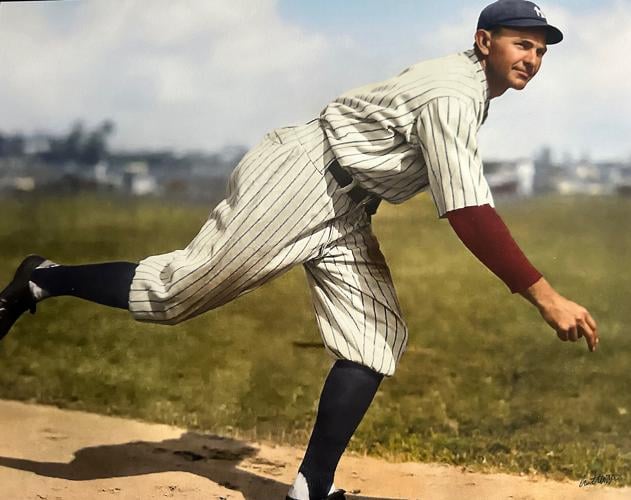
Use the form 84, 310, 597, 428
338, 177, 358, 194
327, 159, 381, 216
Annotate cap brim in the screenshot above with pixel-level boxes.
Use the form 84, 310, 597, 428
497, 19, 564, 44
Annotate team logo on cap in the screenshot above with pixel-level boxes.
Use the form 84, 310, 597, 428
534, 6, 546, 18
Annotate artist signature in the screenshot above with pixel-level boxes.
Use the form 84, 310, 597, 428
578, 474, 622, 487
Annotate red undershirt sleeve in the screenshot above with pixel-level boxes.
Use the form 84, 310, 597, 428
446, 204, 542, 293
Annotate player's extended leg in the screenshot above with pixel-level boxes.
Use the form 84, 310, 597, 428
29, 260, 138, 309
0, 256, 138, 339
0, 121, 353, 339
288, 223, 408, 499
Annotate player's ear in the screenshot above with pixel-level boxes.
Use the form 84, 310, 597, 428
475, 29, 493, 56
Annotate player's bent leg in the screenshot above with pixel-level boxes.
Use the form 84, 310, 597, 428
291, 223, 407, 499
288, 360, 383, 500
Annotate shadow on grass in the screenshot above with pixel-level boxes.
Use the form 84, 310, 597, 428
0, 431, 401, 500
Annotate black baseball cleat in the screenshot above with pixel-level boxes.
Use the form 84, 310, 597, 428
286, 490, 346, 500
0, 255, 46, 341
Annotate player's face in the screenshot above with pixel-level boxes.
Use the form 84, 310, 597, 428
481, 27, 548, 96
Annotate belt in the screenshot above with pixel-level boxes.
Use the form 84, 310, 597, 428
327, 160, 381, 216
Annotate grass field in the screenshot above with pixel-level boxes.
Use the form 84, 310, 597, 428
0, 193, 629, 484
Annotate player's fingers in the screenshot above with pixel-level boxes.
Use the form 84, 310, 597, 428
584, 312, 600, 348
578, 320, 597, 352
557, 330, 568, 342
568, 325, 579, 342
584, 312, 598, 331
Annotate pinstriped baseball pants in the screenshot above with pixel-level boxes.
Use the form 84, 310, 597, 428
128, 120, 408, 376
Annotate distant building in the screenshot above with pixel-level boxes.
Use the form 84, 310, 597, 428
22, 134, 51, 156
484, 159, 535, 197
613, 163, 631, 196
531, 146, 631, 197
122, 161, 158, 196
553, 160, 627, 196
0, 127, 246, 203
6, 128, 629, 203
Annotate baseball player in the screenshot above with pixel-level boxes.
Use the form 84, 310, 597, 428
0, 2, 599, 499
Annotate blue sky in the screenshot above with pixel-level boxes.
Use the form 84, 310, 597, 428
0, 0, 629, 161
279, 0, 605, 29
278, 0, 607, 51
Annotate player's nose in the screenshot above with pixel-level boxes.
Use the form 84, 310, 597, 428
523, 49, 538, 68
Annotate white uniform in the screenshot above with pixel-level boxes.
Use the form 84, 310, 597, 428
128, 49, 493, 377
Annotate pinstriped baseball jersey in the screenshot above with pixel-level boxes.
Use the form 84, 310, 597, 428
128, 49, 493, 376
321, 49, 493, 216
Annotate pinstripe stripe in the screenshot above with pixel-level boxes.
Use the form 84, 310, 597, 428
352, 228, 396, 371
428, 105, 447, 214
441, 98, 457, 209
453, 99, 467, 205
306, 269, 347, 360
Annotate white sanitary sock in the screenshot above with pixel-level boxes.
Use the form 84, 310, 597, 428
28, 260, 58, 302
287, 472, 336, 500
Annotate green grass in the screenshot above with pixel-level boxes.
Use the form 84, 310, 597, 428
0, 193, 630, 484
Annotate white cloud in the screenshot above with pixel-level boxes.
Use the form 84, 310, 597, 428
0, 0, 339, 151
0, 0, 629, 161
526, 1, 631, 160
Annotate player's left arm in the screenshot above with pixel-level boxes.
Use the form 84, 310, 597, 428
415, 96, 599, 352
416, 95, 536, 292
446, 205, 599, 352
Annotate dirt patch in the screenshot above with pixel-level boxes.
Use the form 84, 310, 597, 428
0, 400, 626, 499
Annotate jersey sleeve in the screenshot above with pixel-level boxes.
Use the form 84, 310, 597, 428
415, 96, 494, 218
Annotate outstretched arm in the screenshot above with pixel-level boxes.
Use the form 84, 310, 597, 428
446, 204, 599, 352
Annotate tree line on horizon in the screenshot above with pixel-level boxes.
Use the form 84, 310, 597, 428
0, 120, 115, 167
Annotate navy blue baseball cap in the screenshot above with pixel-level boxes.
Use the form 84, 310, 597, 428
477, 0, 563, 44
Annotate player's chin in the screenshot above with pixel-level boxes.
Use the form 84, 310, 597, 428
509, 77, 529, 91
513, 69, 536, 89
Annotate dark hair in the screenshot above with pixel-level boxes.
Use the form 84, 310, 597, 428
472, 26, 504, 50
490, 26, 505, 37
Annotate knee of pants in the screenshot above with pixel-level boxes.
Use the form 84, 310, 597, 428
321, 319, 409, 378
378, 328, 409, 377
129, 286, 225, 326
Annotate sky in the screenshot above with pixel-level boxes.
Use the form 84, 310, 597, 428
0, 0, 629, 161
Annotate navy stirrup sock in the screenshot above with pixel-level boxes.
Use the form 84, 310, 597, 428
299, 360, 383, 499
30, 262, 138, 310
